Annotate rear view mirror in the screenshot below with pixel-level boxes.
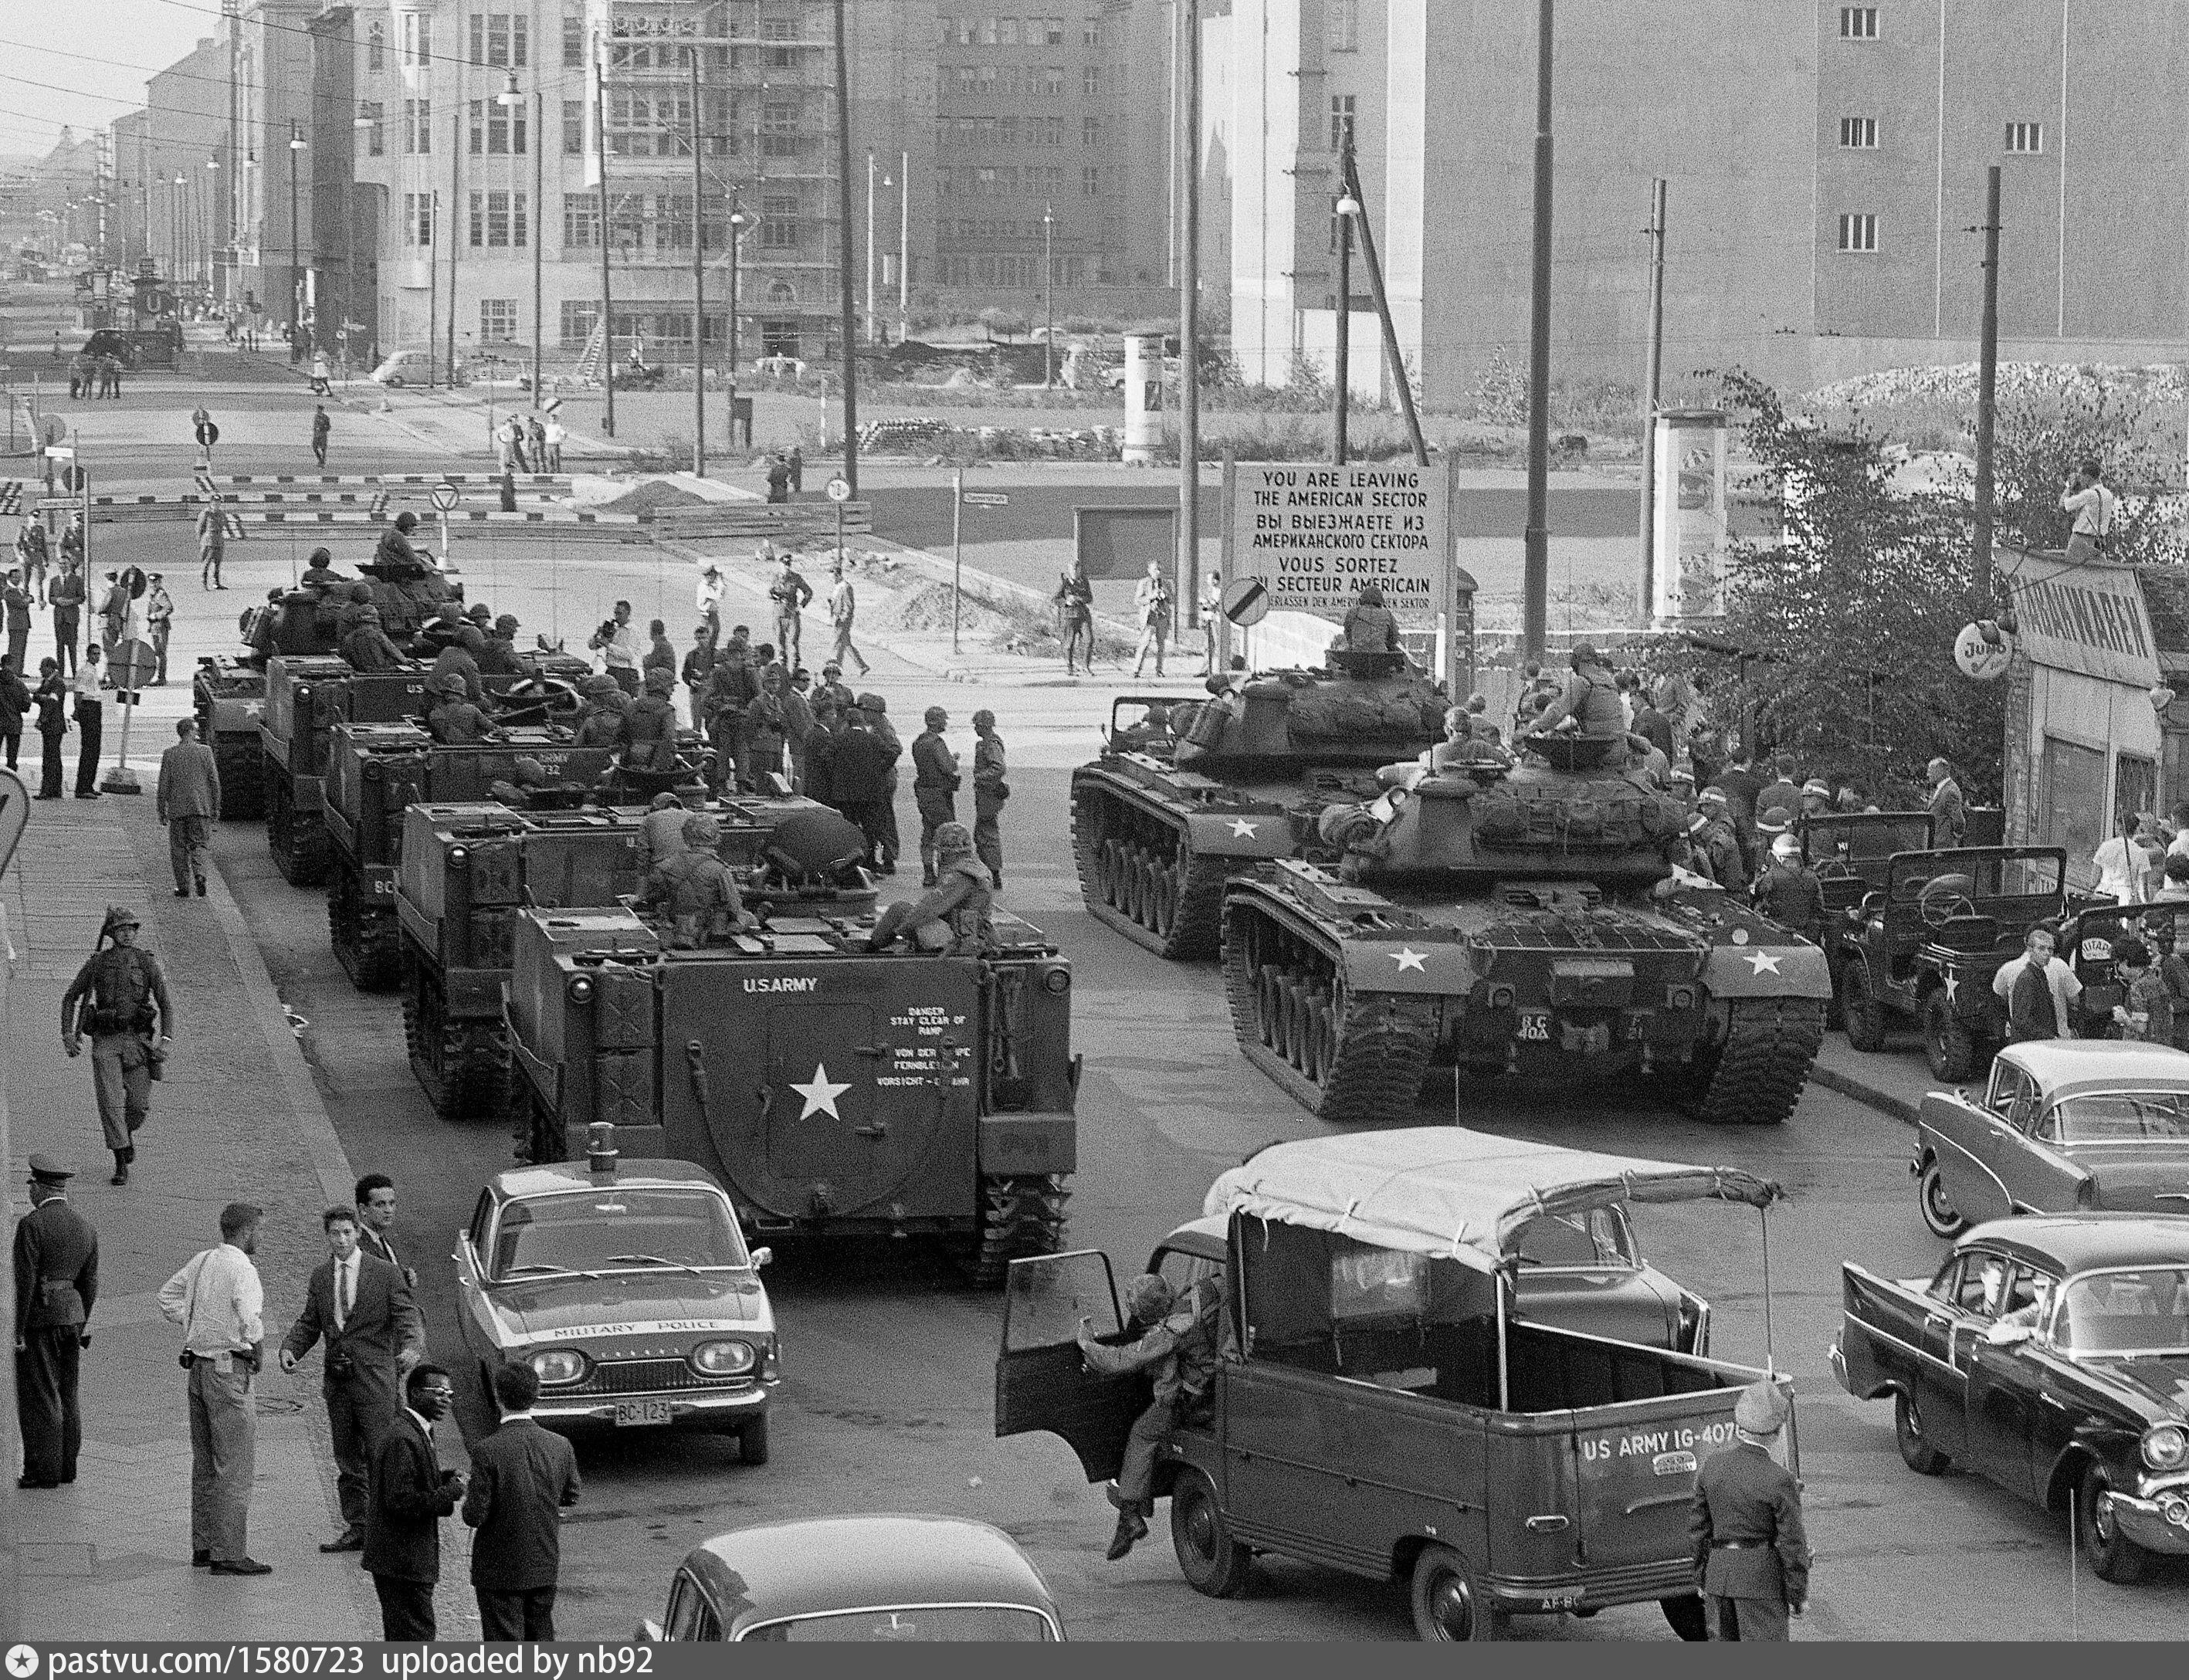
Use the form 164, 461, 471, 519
751, 1247, 772, 1268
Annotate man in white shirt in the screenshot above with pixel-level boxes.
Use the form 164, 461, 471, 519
2062, 459, 2118, 564
695, 564, 727, 633
157, 1201, 270, 1574
1992, 926, 2083, 1042
2092, 812, 2160, 905
589, 598, 642, 695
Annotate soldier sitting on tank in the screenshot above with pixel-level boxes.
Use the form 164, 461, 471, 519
339, 604, 412, 673
635, 814, 757, 948
300, 546, 350, 594
1113, 703, 1173, 754
864, 822, 994, 955
423, 670, 502, 745
639, 792, 691, 871
477, 614, 530, 677
572, 675, 631, 751
624, 668, 683, 773
373, 510, 435, 581
429, 621, 489, 706
1340, 583, 1407, 659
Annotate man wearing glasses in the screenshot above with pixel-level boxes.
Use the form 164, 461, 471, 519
364, 1363, 465, 1640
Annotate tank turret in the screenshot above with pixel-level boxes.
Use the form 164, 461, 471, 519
1172, 651, 1445, 770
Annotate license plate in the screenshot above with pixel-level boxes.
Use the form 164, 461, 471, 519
1517, 1011, 1551, 1042
614, 1400, 675, 1428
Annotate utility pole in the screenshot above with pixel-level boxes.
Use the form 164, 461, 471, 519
1637, 176, 1668, 622
898, 147, 910, 345
288, 119, 304, 357
444, 108, 459, 388
689, 46, 706, 478
727, 198, 743, 451
533, 87, 544, 413
1042, 202, 1054, 389
1332, 133, 1353, 466
1341, 146, 1428, 466
833, 0, 858, 495
1521, 0, 1555, 661
1181, 0, 1202, 635
595, 57, 615, 436
225, 0, 238, 306
1974, 163, 2001, 604
865, 150, 877, 344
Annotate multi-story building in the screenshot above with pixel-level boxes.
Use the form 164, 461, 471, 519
233, 1, 324, 326
109, 36, 235, 296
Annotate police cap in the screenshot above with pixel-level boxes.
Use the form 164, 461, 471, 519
27, 1153, 76, 1184
1733, 1380, 1789, 1435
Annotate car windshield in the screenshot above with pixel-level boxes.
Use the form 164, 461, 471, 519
2045, 1092, 2189, 1143
489, 1188, 749, 1281
2055, 1268, 2189, 1354
1507, 1208, 1636, 1268
742, 1607, 1054, 1642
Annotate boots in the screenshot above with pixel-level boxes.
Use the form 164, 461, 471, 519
1104, 1484, 1150, 1560
110, 1150, 129, 1186
920, 848, 939, 889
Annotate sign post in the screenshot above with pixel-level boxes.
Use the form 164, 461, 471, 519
950, 468, 964, 655
100, 632, 158, 794
431, 479, 461, 574
825, 473, 852, 566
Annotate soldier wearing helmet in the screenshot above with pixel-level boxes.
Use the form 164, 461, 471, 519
373, 508, 433, 580
1522, 642, 1628, 763
864, 821, 993, 953
1340, 582, 1403, 656
636, 813, 756, 947
624, 666, 683, 772
338, 604, 409, 674
424, 671, 498, 745
1689, 1380, 1809, 1640
1693, 787, 1747, 893
429, 619, 488, 706
60, 905, 177, 1185
911, 706, 960, 887
1075, 1272, 1224, 1562
572, 674, 631, 751
1750, 830, 1825, 944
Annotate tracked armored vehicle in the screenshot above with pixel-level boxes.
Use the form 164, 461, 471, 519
503, 903, 1076, 1283
1070, 651, 1445, 959
1220, 734, 1832, 1126
395, 798, 876, 1119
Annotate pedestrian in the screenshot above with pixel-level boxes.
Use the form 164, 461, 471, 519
680, 622, 717, 731
2093, 811, 2161, 906
198, 496, 227, 590
3, 566, 29, 679
364, 1363, 466, 1641
769, 552, 813, 668
500, 415, 528, 474
764, 452, 791, 503
787, 443, 805, 493
1993, 923, 2082, 1043
589, 598, 642, 695
16, 520, 49, 603
913, 706, 961, 887
280, 1204, 425, 1554
644, 617, 678, 692
0, 653, 25, 771
1131, 558, 1172, 678
1074, 1273, 1221, 1561
352, 1174, 418, 1286
157, 1201, 271, 1575
1688, 1380, 1808, 1641
1053, 558, 1094, 676
542, 412, 566, 472
158, 719, 222, 898
826, 558, 870, 677
1757, 753, 1802, 830
71, 645, 103, 796
778, 663, 814, 792
102, 354, 124, 399
463, 1363, 581, 1641
829, 710, 900, 872
13, 1154, 97, 1491
526, 414, 547, 474
695, 564, 726, 633
145, 572, 175, 683
63, 904, 176, 1184
49, 557, 83, 677
311, 403, 332, 466
1199, 570, 1222, 676
310, 351, 331, 395
971, 708, 1008, 887
31, 657, 67, 798
2061, 457, 2116, 564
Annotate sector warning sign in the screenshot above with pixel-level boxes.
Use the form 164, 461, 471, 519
1233, 461, 1449, 620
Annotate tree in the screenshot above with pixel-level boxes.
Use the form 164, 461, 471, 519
1992, 378, 2184, 567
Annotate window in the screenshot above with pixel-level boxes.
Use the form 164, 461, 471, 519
768, 280, 795, 305
998, 18, 1019, 45
468, 100, 527, 155
1082, 114, 1100, 145
1330, 94, 1356, 152
479, 299, 519, 342
404, 191, 435, 246
1839, 6, 1878, 37
367, 20, 385, 72
1041, 64, 1063, 95
1839, 115, 1876, 148
469, 190, 527, 247
1082, 15, 1100, 46
761, 193, 801, 249
1836, 212, 1876, 252
762, 101, 801, 158
1044, 17, 1066, 44
563, 12, 585, 67
560, 300, 598, 348
563, 199, 599, 247
2006, 121, 2043, 154
1038, 164, 1063, 195
977, 64, 999, 95
470, 12, 528, 67
403, 98, 432, 154
2038, 736, 2106, 887
1081, 65, 1101, 97
1327, 0, 1360, 50
955, 18, 975, 44
656, 194, 693, 251
403, 12, 432, 66
564, 100, 585, 156
1082, 165, 1100, 195
361, 101, 385, 157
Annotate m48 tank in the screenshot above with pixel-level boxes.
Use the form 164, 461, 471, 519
1219, 735, 1832, 1126
1070, 650, 1444, 958
395, 798, 876, 1119
503, 904, 1077, 1284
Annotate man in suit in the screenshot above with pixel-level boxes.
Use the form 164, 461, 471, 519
280, 1206, 425, 1553
463, 1364, 581, 1640
157, 718, 222, 898
1688, 1380, 1810, 1641
364, 1363, 464, 1641
13, 1155, 97, 1489
354, 1173, 418, 1289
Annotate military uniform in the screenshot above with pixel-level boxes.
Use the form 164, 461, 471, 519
639, 838, 749, 949
1079, 1275, 1222, 1559
1689, 1383, 1809, 1641
768, 565, 812, 666
971, 724, 1008, 887
625, 672, 682, 772
61, 920, 175, 1177
1751, 859, 1825, 943
912, 720, 961, 886
13, 1157, 98, 1488
1698, 817, 1747, 894
866, 833, 994, 954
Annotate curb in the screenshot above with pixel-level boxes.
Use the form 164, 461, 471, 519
1806, 1061, 1922, 1127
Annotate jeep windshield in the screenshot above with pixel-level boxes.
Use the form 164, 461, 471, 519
1888, 849, 2065, 909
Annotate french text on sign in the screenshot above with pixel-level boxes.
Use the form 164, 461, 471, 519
1231, 461, 1451, 621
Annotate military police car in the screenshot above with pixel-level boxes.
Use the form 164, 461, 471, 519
454, 1150, 778, 1461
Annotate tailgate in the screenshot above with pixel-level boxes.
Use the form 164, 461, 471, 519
1571, 1380, 1791, 1572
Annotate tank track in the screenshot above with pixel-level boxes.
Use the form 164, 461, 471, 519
1222, 899, 1439, 1123
1683, 998, 1824, 1126
328, 872, 403, 991
403, 979, 511, 1121
266, 780, 329, 887
212, 735, 266, 821
1071, 783, 1229, 960
962, 1174, 1070, 1289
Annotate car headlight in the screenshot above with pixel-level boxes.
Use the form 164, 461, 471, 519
2142, 1424, 2188, 1471
529, 1347, 588, 1386
690, 1340, 755, 1377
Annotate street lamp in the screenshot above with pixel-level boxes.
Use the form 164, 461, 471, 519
288, 118, 305, 361
1042, 202, 1055, 388
173, 173, 188, 289
727, 202, 745, 451
206, 152, 221, 300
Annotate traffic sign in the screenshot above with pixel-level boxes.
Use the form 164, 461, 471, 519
195, 419, 219, 448
117, 565, 147, 601
1222, 575, 1272, 627
111, 638, 157, 693
43, 445, 73, 460
825, 476, 852, 503
961, 490, 1010, 508
59, 465, 87, 493
430, 481, 462, 513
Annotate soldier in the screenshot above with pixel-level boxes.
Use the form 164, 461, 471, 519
340, 605, 409, 673
197, 497, 227, 590
1689, 1380, 1809, 1641
826, 558, 871, 677
1926, 756, 1967, 846
1695, 788, 1748, 894
744, 663, 793, 788
1054, 557, 1095, 676
61, 905, 177, 1185
702, 628, 758, 791
571, 675, 630, 751
1075, 1272, 1222, 1560
372, 510, 434, 581
157, 719, 222, 898
423, 672, 499, 746
430, 622, 488, 706
624, 667, 682, 773
768, 552, 813, 668
1523, 643, 1626, 754
1341, 582, 1403, 655
862, 693, 904, 874
636, 815, 757, 948
912, 706, 961, 887
1798, 777, 1833, 821
146, 571, 175, 684
13, 1154, 97, 1489
971, 708, 1008, 887
1130, 558, 1172, 679
813, 660, 856, 716
476, 615, 530, 678
639, 792, 691, 871
1751, 832, 1825, 945
865, 821, 994, 953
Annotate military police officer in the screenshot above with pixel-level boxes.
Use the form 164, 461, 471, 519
1688, 1380, 1810, 1640
61, 906, 176, 1184
1694, 788, 1748, 893
14, 1155, 98, 1488
1752, 832, 1826, 945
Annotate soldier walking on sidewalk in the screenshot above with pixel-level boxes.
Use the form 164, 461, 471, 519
60, 905, 177, 1184
13, 1155, 97, 1489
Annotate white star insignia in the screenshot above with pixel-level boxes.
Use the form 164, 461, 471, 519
1392, 947, 1428, 972
1943, 971, 1959, 1002
787, 1062, 853, 1120
1744, 950, 1783, 976
1227, 818, 1259, 838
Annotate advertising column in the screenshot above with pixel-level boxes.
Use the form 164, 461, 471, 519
1121, 335, 1161, 466
1651, 408, 1730, 622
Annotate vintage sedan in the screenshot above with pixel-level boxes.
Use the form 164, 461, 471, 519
639, 1516, 1063, 1641
1913, 1039, 2189, 1238
1832, 1214, 2189, 1583
454, 1157, 778, 1459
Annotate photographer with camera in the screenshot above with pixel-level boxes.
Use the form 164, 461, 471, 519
280, 1204, 425, 1556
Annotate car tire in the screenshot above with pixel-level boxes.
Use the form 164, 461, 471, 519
2079, 1462, 2150, 1584
1894, 1391, 1950, 1475
739, 1414, 770, 1466
1408, 1543, 1502, 1641
1916, 1156, 1967, 1240
1660, 1594, 1710, 1642
1841, 962, 1887, 1052
1923, 991, 1978, 1082
1168, 1468, 1252, 1598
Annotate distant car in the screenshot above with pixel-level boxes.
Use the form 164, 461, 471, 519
751, 354, 806, 380
1833, 1214, 2189, 1583
452, 1157, 778, 1460
639, 1516, 1064, 1641
1914, 1039, 2189, 1237
81, 328, 136, 368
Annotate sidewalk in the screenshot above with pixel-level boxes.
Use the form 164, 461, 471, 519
2, 788, 381, 1638
1808, 1035, 1937, 1126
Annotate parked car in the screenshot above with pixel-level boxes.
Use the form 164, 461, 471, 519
452, 1152, 778, 1458
638, 1516, 1063, 1641
369, 348, 433, 386
1832, 1214, 2189, 1582
1913, 1039, 2189, 1237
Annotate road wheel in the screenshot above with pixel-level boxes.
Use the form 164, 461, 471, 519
739, 1414, 770, 1466
1147, 862, 1175, 937
1098, 839, 1123, 907
1256, 967, 1284, 1050
1895, 1391, 1950, 1475
1916, 1157, 1967, 1241
1168, 1468, 1251, 1598
1660, 1594, 1710, 1641
2079, 1462, 2150, 1584
1924, 991, 1977, 1082
1409, 1543, 1502, 1641
1842, 962, 1888, 1052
